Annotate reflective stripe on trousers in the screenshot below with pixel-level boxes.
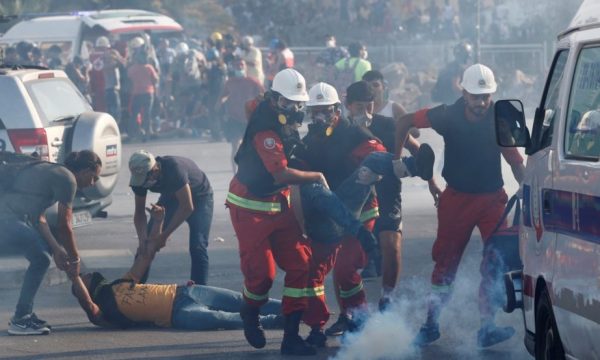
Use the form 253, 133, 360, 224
226, 192, 282, 212
359, 207, 379, 222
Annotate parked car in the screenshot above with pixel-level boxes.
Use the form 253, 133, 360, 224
0, 65, 121, 227
498, 1, 600, 359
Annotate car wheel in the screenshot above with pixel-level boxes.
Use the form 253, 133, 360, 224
535, 288, 565, 360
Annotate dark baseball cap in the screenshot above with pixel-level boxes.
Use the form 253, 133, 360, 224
346, 81, 374, 104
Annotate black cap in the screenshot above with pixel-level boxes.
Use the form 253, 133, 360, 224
346, 81, 374, 104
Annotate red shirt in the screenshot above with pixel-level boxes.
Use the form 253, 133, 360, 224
127, 64, 158, 95
221, 77, 264, 122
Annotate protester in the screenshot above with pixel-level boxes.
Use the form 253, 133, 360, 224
128, 150, 213, 285
394, 64, 525, 348
218, 58, 264, 172
127, 52, 159, 140
431, 41, 473, 104
0, 151, 102, 335
240, 35, 265, 85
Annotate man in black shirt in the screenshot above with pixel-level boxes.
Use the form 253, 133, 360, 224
128, 150, 213, 285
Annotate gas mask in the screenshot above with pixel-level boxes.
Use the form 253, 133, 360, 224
308, 108, 336, 136
276, 97, 305, 125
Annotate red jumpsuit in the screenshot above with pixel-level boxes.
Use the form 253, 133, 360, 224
227, 130, 312, 315
303, 139, 386, 328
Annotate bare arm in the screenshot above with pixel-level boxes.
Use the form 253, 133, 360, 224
394, 113, 417, 158
55, 202, 80, 278
273, 167, 328, 189
37, 214, 69, 271
511, 163, 526, 184
71, 276, 110, 327
159, 184, 193, 240
134, 194, 149, 250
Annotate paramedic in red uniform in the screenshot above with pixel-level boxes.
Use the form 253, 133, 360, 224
395, 64, 525, 348
226, 68, 325, 356
298, 82, 434, 345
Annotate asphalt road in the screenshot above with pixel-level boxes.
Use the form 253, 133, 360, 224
0, 132, 532, 360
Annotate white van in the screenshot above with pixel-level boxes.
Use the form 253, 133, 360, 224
0, 9, 183, 63
498, 1, 600, 359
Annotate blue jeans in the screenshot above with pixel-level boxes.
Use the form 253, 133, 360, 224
300, 152, 411, 243
0, 217, 52, 318
171, 285, 281, 330
144, 192, 214, 285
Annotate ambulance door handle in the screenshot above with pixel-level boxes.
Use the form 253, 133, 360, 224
542, 191, 552, 215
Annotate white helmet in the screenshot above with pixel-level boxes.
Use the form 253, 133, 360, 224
129, 36, 145, 49
271, 68, 309, 102
460, 63, 497, 95
175, 42, 190, 56
307, 82, 340, 107
242, 35, 254, 47
95, 36, 110, 48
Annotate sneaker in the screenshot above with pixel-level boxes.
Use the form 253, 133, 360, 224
305, 328, 327, 348
324, 314, 350, 336
412, 322, 440, 347
378, 297, 392, 312
30, 313, 51, 330
8, 314, 50, 336
415, 144, 435, 180
477, 325, 515, 348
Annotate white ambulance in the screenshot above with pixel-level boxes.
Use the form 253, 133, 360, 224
498, 1, 600, 359
0, 9, 183, 63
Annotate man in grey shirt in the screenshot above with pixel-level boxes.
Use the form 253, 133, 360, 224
0, 150, 102, 335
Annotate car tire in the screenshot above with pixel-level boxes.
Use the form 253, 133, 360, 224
535, 288, 565, 360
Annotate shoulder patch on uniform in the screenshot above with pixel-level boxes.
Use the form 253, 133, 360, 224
263, 137, 276, 149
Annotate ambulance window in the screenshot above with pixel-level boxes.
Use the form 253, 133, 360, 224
533, 50, 568, 152
565, 46, 600, 161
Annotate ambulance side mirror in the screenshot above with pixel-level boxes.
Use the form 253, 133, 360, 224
495, 100, 531, 148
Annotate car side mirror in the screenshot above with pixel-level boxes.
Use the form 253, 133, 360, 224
495, 100, 531, 148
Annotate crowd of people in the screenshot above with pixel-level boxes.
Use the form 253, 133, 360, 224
2, 51, 526, 358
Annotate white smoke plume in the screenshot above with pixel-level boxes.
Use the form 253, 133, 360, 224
330, 251, 518, 360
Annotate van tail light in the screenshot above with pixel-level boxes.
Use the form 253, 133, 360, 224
7, 129, 50, 161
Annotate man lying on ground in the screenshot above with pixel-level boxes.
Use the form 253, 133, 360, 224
70, 205, 282, 330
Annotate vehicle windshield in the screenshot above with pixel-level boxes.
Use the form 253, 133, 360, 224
26, 77, 90, 127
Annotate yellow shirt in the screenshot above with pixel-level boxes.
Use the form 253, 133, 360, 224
112, 272, 177, 327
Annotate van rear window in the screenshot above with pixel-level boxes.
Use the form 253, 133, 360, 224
26, 78, 89, 127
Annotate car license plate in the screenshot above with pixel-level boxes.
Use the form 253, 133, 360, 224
72, 211, 92, 228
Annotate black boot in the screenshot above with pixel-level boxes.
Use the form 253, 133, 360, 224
240, 302, 266, 349
305, 326, 327, 348
281, 311, 317, 356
